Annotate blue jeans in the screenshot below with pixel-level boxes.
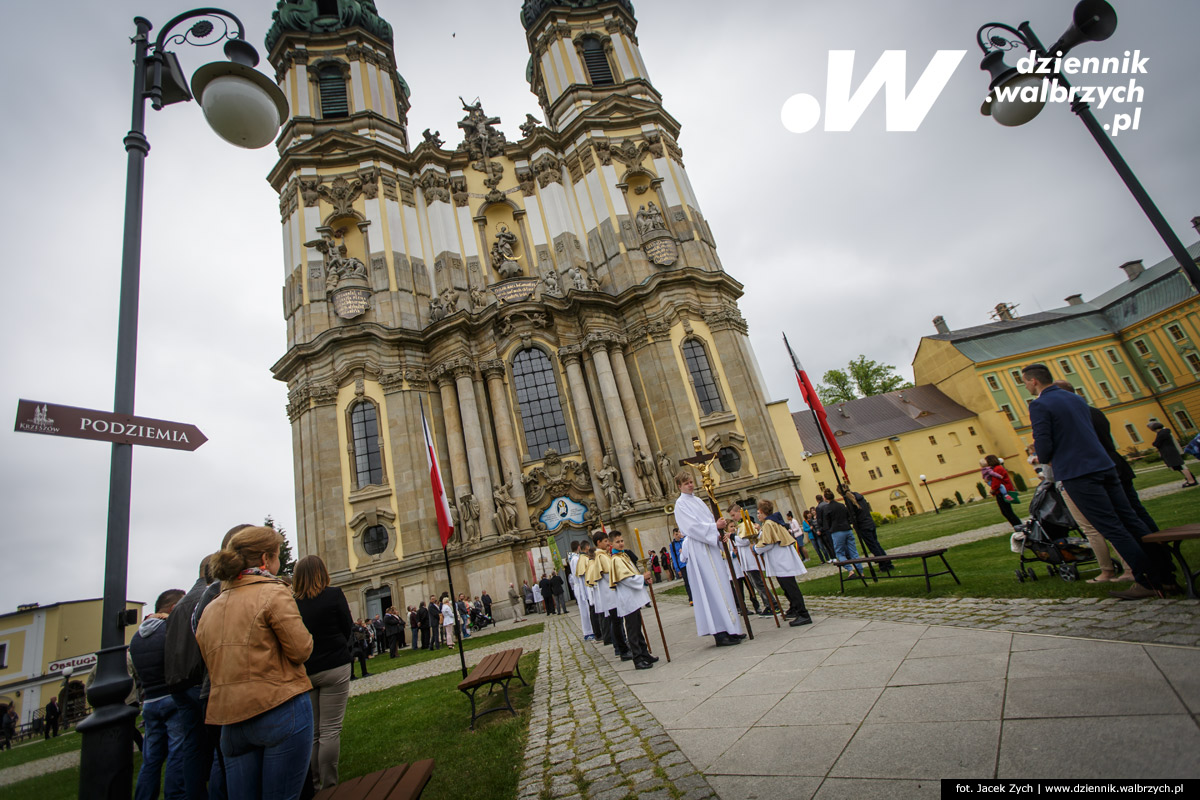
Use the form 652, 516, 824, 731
831, 529, 861, 573
220, 692, 313, 800
135, 694, 186, 800
170, 687, 211, 800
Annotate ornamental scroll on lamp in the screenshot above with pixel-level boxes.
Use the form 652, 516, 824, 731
305, 226, 372, 319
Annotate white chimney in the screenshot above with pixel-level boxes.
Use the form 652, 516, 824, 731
1120, 260, 1145, 281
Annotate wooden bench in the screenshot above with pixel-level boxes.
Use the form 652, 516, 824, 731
1142, 523, 1200, 599
313, 759, 435, 800
836, 548, 961, 594
457, 647, 527, 731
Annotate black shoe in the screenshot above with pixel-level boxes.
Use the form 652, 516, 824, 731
619, 652, 634, 661
634, 660, 654, 670
714, 633, 742, 647
789, 614, 813, 627
756, 609, 773, 617
730, 633, 746, 640
644, 654, 660, 663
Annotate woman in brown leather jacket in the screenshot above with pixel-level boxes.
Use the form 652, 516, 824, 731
196, 525, 313, 800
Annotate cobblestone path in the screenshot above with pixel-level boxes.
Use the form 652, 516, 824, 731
516, 616, 718, 800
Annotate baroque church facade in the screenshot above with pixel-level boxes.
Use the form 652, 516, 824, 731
266, 0, 803, 619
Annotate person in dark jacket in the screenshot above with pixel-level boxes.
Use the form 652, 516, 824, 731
416, 602, 431, 650
293, 555, 353, 791
349, 621, 371, 679
43, 697, 60, 739
818, 489, 861, 574
539, 575, 556, 615
372, 616, 386, 656
408, 607, 419, 650
1149, 420, 1197, 487
550, 572, 566, 614
481, 590, 493, 621
839, 484, 892, 570
130, 588, 187, 800
383, 607, 404, 656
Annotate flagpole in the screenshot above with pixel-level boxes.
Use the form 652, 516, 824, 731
444, 547, 469, 679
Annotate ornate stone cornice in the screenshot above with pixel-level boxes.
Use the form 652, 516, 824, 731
583, 331, 624, 353
533, 154, 564, 188
285, 380, 339, 421
480, 359, 506, 378
704, 306, 749, 334
416, 170, 451, 205
557, 344, 584, 365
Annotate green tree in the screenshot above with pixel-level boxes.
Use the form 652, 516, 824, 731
264, 515, 297, 576
817, 355, 912, 405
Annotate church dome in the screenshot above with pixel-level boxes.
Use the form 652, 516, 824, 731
520, 0, 636, 31
266, 0, 394, 52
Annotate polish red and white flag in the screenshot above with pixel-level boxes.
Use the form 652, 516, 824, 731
420, 399, 455, 549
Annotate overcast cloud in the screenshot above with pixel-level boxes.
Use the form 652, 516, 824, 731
2, 1, 1197, 613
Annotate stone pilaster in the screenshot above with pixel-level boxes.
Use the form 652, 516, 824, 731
435, 372, 471, 500
483, 360, 532, 531
454, 360, 496, 541
560, 347, 609, 509
587, 335, 641, 501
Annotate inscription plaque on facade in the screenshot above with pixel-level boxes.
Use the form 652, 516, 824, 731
539, 495, 588, 532
491, 277, 540, 303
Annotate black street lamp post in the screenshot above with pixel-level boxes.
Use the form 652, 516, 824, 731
77, 10, 286, 799
976, 0, 1200, 293
919, 475, 939, 514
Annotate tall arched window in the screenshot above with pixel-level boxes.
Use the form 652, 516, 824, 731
318, 64, 349, 119
350, 401, 384, 488
512, 348, 572, 458
581, 38, 615, 86
682, 338, 725, 415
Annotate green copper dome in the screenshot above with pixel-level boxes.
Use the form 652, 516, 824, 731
520, 0, 635, 31
266, 0, 394, 52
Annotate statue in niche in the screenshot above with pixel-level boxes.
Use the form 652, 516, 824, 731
597, 455, 624, 509
422, 128, 444, 147
491, 225, 523, 278
492, 479, 518, 536
541, 270, 562, 296
519, 113, 541, 138
568, 266, 588, 291
634, 443, 662, 499
469, 286, 487, 312
440, 286, 460, 314
429, 295, 446, 323
458, 492, 481, 543
635, 201, 667, 236
656, 450, 674, 499
306, 230, 366, 292
586, 263, 602, 291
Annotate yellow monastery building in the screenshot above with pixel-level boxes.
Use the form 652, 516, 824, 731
0, 599, 143, 729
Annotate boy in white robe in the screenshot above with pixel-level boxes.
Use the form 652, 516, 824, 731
609, 532, 658, 669
672, 472, 745, 647
753, 498, 813, 627
731, 513, 772, 617
568, 541, 594, 639
586, 530, 632, 660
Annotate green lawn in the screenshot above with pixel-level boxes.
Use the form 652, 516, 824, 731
0, 730, 82, 771
4, 653, 539, 800
801, 491, 1199, 599
1131, 462, 1190, 491
356, 621, 542, 677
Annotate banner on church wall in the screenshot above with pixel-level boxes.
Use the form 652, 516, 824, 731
539, 496, 587, 532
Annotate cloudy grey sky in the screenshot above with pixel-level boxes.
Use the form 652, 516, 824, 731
3, 0, 1197, 614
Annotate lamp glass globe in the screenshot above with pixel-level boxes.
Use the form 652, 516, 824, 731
199, 75, 282, 149
990, 73, 1046, 127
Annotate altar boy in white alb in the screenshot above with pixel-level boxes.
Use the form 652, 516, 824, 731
609, 531, 657, 670
568, 540, 594, 640
673, 472, 745, 647
753, 498, 812, 627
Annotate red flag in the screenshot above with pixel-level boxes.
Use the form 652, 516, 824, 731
783, 333, 847, 477
420, 399, 455, 549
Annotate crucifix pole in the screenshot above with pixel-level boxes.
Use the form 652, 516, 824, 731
680, 438, 754, 640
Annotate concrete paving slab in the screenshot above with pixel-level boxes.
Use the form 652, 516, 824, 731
709, 723, 859, 776
630, 674, 732, 704
906, 630, 1012, 658
745, 649, 836, 674
844, 626, 928, 647
1006, 639, 1158, 678
1145, 646, 1200, 713
793, 660, 902, 692
707, 774, 823, 800
687, 655, 767, 679
776, 633, 858, 653
759, 687, 884, 727
719, 670, 810, 697
673, 692, 781, 729
888, 652, 1010, 686
997, 715, 1200, 779
830, 720, 1002, 780
820, 640, 915, 666
1003, 670, 1186, 718
813, 778, 939, 799
866, 680, 1005, 724
669, 725, 749, 772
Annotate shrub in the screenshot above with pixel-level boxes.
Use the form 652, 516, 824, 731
976, 481, 987, 498
870, 511, 886, 526
1013, 472, 1028, 491
1143, 449, 1162, 464
954, 490, 964, 505
939, 497, 956, 510
885, 514, 899, 524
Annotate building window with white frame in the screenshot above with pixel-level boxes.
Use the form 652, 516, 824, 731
1058, 358, 1074, 375
986, 375, 1000, 391
1106, 348, 1121, 364
1082, 353, 1097, 369
1175, 410, 1195, 431
1122, 375, 1138, 394
1125, 423, 1141, 443
1167, 323, 1186, 342
1098, 381, 1114, 400
1149, 366, 1169, 386
1133, 339, 1151, 356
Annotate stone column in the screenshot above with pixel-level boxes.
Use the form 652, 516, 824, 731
588, 337, 642, 501
560, 348, 609, 508
454, 361, 496, 542
483, 361, 532, 530
436, 373, 471, 500
609, 345, 653, 452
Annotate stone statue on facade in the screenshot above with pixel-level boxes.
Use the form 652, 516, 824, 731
597, 455, 625, 509
541, 269, 561, 296
458, 492, 481, 543
519, 113, 541, 138
636, 201, 667, 236
469, 286, 487, 312
440, 286, 460, 314
492, 479, 518, 536
491, 225, 522, 278
422, 128, 444, 148
656, 450, 674, 497
586, 262, 602, 291
634, 443, 662, 498
568, 265, 588, 291
429, 295, 446, 323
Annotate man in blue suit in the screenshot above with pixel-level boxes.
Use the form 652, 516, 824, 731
1023, 363, 1172, 599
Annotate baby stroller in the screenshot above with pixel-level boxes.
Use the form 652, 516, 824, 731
1013, 480, 1098, 582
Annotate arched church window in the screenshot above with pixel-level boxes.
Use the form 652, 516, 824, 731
581, 38, 615, 86
350, 401, 384, 488
318, 64, 349, 119
512, 348, 572, 458
681, 338, 725, 415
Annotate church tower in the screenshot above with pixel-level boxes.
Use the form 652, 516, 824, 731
267, 0, 802, 620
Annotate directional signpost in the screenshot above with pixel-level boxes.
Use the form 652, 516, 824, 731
14, 400, 207, 451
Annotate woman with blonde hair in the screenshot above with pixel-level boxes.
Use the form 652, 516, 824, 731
293, 555, 353, 791
196, 526, 313, 800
